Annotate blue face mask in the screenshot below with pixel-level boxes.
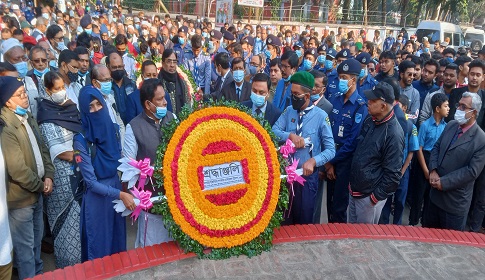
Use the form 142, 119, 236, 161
79, 70, 89, 77
179, 37, 185, 45
317, 55, 326, 64
358, 68, 365, 79
244, 29, 250, 35
447, 57, 454, 63
232, 70, 245, 83
202, 32, 208, 38
295, 49, 302, 58
150, 101, 167, 119
264, 49, 272, 59
49, 60, 57, 68
221, 42, 227, 49
302, 59, 313, 71
135, 24, 140, 30
324, 60, 333, 70
424, 48, 429, 52
283, 74, 292, 82
310, 94, 320, 102
33, 67, 49, 77
208, 41, 214, 49
250, 91, 266, 108
248, 65, 257, 75
13, 61, 28, 78
14, 105, 28, 115
338, 79, 350, 94
84, 28, 92, 35
98, 80, 112, 95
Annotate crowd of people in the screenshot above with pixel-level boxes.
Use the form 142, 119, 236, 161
0, 0, 485, 279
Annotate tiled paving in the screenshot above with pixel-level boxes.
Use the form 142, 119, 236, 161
29, 224, 485, 280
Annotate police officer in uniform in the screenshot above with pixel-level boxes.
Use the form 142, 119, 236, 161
173, 27, 190, 65
325, 58, 368, 223
183, 35, 212, 96
355, 52, 378, 100
209, 30, 228, 84
264, 34, 282, 75
326, 48, 350, 99
272, 71, 335, 224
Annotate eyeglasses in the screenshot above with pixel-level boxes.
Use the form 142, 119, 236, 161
164, 59, 178, 65
32, 58, 48, 63
110, 65, 125, 71
456, 103, 474, 111
368, 68, 375, 72
280, 64, 291, 70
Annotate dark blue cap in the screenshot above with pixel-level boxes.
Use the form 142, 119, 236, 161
223, 31, 235, 41
326, 48, 337, 59
337, 58, 361, 75
241, 36, 254, 46
266, 34, 281, 47
317, 44, 327, 53
355, 52, 372, 65
336, 48, 351, 59
210, 30, 222, 40
293, 41, 303, 49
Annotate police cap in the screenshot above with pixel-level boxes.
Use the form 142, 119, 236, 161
337, 58, 361, 76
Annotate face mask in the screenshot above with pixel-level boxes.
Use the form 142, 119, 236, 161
447, 57, 454, 63
142, 29, 149, 36
14, 105, 28, 115
424, 48, 429, 52
244, 29, 250, 35
178, 37, 185, 45
317, 55, 326, 64
90, 49, 94, 59
13, 61, 28, 78
295, 49, 302, 58
291, 93, 306, 111
338, 79, 350, 94
255, 37, 261, 42
221, 42, 227, 49
67, 71, 78, 83
248, 65, 257, 75
34, 67, 49, 77
285, 37, 291, 44
243, 51, 248, 58
302, 59, 313, 71
358, 68, 366, 79
202, 32, 208, 38
169, 34, 174, 40
233, 70, 245, 83
283, 74, 292, 82
264, 49, 272, 59
117, 50, 126, 57
57, 41, 66, 51
84, 28, 92, 35
97, 80, 112, 95
49, 60, 57, 68
208, 41, 214, 49
454, 109, 472, 125
250, 91, 266, 108
111, 69, 125, 81
150, 101, 167, 119
324, 60, 333, 70
50, 89, 67, 104
310, 94, 320, 102
397, 40, 402, 43
135, 24, 140, 29
42, 13, 49, 19
79, 70, 89, 77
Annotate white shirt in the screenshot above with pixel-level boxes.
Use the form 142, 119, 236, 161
66, 82, 82, 107
0, 138, 13, 265
103, 93, 126, 149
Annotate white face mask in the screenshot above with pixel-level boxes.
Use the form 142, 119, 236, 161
50, 89, 67, 104
454, 109, 473, 125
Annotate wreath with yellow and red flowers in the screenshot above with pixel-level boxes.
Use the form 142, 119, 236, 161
152, 100, 289, 259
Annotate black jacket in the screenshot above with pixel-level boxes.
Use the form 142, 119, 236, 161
349, 111, 404, 202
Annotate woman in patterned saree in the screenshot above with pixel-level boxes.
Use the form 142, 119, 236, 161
37, 71, 83, 268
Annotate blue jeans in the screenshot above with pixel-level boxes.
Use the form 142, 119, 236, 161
380, 168, 410, 225
9, 194, 44, 280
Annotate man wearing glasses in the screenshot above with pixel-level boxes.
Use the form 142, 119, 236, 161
24, 46, 52, 118
46, 25, 67, 68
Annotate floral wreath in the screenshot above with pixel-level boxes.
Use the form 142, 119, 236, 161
151, 100, 292, 259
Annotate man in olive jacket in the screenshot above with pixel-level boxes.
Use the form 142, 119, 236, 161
0, 76, 54, 280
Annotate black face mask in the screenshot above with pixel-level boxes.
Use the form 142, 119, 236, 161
117, 51, 125, 57
68, 71, 78, 83
111, 69, 125, 81
291, 94, 306, 111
